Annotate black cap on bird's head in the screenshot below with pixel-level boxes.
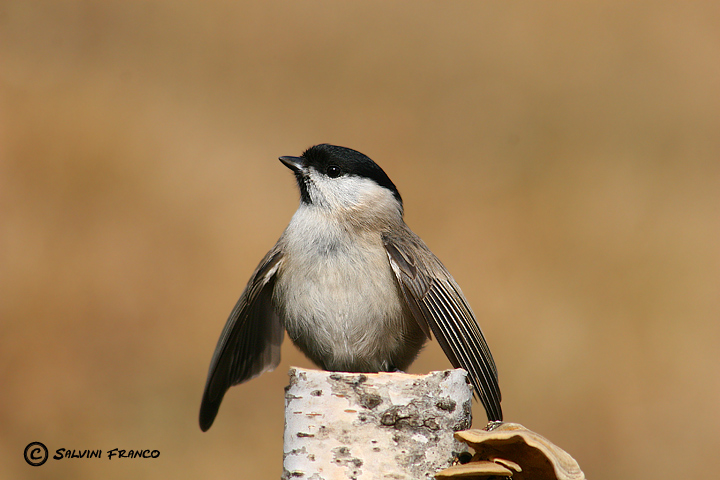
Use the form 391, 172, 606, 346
279, 144, 402, 206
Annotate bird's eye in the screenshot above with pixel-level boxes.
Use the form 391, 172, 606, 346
326, 165, 342, 178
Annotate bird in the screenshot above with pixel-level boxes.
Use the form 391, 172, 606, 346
199, 144, 502, 431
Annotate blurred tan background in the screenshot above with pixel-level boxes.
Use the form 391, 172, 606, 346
1, 1, 719, 479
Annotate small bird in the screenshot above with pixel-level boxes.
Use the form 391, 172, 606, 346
199, 144, 502, 431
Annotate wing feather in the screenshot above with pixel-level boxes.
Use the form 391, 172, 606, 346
383, 227, 503, 422
199, 246, 285, 431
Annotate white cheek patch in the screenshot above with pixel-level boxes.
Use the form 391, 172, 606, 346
308, 170, 395, 211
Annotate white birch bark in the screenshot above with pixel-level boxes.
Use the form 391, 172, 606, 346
283, 368, 473, 480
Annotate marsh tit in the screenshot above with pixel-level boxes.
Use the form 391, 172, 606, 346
199, 144, 502, 431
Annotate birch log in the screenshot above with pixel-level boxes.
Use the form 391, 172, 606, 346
282, 367, 473, 480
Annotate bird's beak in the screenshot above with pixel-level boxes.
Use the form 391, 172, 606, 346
279, 156, 305, 173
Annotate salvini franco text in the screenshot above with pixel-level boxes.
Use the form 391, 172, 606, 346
53, 448, 160, 460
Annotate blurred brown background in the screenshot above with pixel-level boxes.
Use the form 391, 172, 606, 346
1, 1, 719, 479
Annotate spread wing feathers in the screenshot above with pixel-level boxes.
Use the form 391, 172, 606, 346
199, 246, 285, 431
383, 228, 503, 422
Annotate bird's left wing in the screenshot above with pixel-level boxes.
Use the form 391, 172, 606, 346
383, 227, 503, 422
199, 244, 285, 431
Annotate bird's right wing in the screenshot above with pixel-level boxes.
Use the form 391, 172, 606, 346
383, 227, 503, 422
199, 245, 285, 431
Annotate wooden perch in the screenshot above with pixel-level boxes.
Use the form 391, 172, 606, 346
282, 367, 473, 479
